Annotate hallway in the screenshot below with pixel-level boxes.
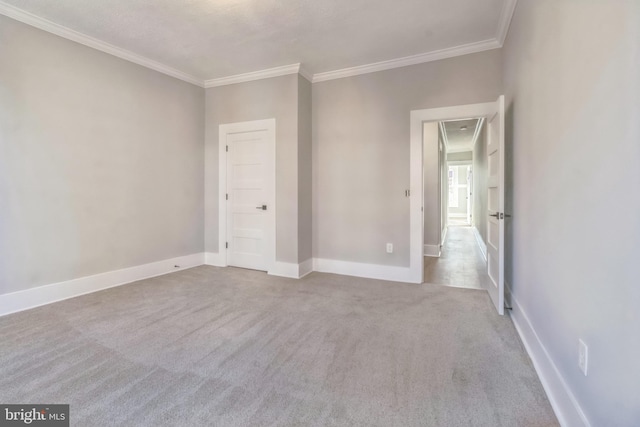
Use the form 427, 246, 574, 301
424, 226, 489, 290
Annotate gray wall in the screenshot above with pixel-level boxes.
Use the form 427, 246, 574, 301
312, 50, 502, 266
297, 77, 313, 263
423, 122, 440, 248
204, 74, 310, 264
472, 128, 487, 243
503, 1, 640, 425
0, 15, 205, 296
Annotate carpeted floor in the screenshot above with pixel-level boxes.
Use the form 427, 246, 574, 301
0, 267, 557, 426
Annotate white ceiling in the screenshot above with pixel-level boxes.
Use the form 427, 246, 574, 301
0, 0, 517, 86
442, 119, 482, 153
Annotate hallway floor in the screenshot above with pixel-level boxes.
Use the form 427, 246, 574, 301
447, 217, 470, 226
424, 226, 489, 290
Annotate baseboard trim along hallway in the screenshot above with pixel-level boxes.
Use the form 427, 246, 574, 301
473, 226, 487, 261
423, 244, 441, 257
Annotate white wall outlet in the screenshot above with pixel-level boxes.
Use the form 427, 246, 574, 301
386, 243, 393, 253
578, 339, 588, 376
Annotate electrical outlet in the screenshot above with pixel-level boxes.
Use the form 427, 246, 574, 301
386, 243, 393, 253
578, 339, 588, 376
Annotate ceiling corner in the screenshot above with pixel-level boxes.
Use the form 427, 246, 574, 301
496, 0, 519, 46
298, 64, 313, 83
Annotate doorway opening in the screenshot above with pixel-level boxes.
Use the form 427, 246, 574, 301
423, 117, 484, 290
411, 97, 505, 314
440, 117, 483, 228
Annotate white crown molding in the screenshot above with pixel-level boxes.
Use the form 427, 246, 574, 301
497, 0, 519, 46
439, 122, 450, 152
0, 1, 203, 87
312, 38, 501, 83
204, 63, 302, 88
471, 117, 485, 149
2, 1, 517, 88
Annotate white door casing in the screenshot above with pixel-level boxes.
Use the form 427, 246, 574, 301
410, 96, 506, 315
485, 95, 505, 315
219, 119, 276, 272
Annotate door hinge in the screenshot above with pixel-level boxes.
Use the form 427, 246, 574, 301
226, 193, 228, 200
226, 145, 228, 152
225, 242, 228, 249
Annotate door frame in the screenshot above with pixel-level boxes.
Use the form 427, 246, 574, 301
410, 101, 497, 284
218, 118, 276, 270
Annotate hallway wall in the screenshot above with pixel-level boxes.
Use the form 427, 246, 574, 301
423, 122, 440, 249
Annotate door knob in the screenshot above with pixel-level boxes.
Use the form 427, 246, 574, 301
256, 205, 267, 210
489, 213, 499, 218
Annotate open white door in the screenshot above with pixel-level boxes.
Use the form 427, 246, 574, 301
485, 96, 505, 315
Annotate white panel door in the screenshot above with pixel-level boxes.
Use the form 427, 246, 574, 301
225, 128, 274, 271
486, 95, 505, 315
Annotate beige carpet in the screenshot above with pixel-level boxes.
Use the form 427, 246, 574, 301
0, 266, 557, 426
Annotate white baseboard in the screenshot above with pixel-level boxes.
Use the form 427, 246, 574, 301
0, 253, 205, 317
0, 251, 424, 317
313, 258, 416, 283
473, 227, 487, 261
423, 244, 441, 257
268, 261, 300, 279
299, 258, 313, 278
509, 287, 590, 427
268, 258, 314, 279
204, 252, 225, 267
